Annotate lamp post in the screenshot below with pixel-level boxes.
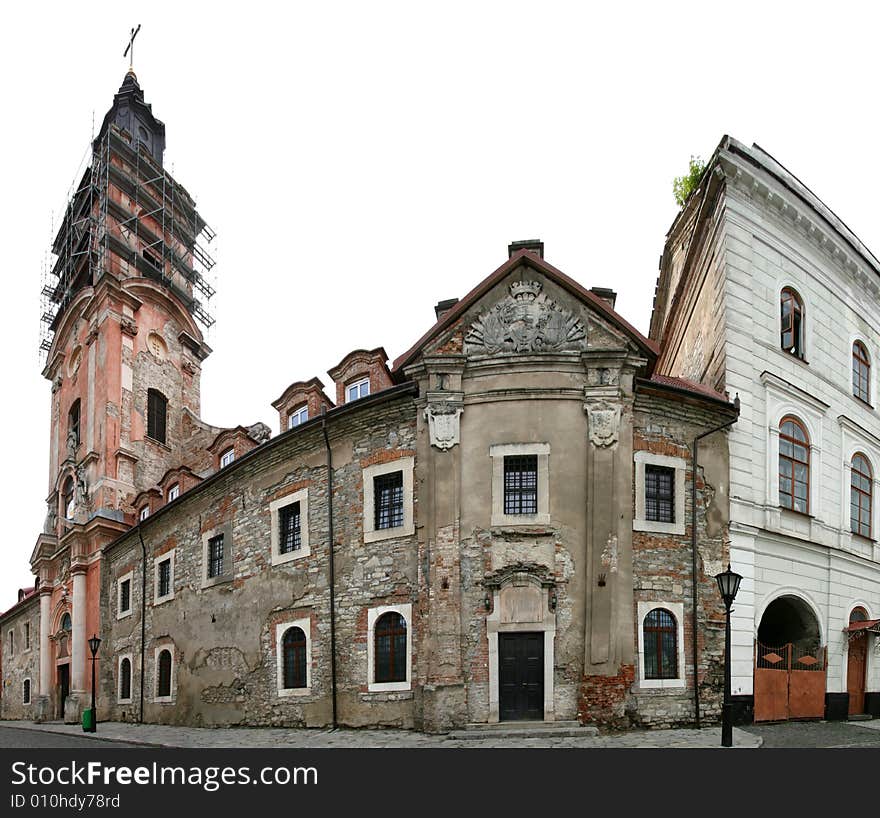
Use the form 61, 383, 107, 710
715, 564, 742, 748
86, 634, 101, 733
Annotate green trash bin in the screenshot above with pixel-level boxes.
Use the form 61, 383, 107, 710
82, 708, 95, 733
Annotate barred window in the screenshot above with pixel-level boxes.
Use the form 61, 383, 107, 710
207, 534, 225, 578
853, 341, 871, 404
23, 679, 30, 704
119, 657, 132, 700
279, 502, 302, 554
779, 416, 809, 514
282, 627, 307, 689
375, 612, 407, 684
374, 471, 404, 530
851, 453, 873, 539
157, 649, 172, 698
503, 455, 538, 515
147, 389, 168, 444
158, 559, 171, 598
645, 465, 675, 523
643, 608, 678, 680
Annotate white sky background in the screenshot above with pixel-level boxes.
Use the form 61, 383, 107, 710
2, 1, 879, 608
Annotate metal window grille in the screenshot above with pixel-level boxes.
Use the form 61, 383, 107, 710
279, 502, 302, 553
120, 658, 131, 700
23, 679, 30, 704
120, 579, 131, 613
158, 560, 171, 598
374, 471, 404, 530
157, 650, 172, 697
503, 455, 538, 515
645, 465, 675, 523
147, 389, 167, 444
643, 608, 678, 679
207, 534, 225, 578
282, 627, 307, 689
375, 612, 407, 683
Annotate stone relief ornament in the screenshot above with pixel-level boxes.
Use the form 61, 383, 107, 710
586, 402, 621, 447
425, 403, 463, 451
247, 422, 272, 444
465, 281, 586, 355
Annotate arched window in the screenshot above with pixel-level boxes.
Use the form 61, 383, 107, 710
779, 417, 810, 514
60, 613, 71, 632
282, 627, 307, 689
781, 288, 804, 359
62, 475, 75, 521
643, 608, 678, 680
853, 342, 871, 404
851, 453, 873, 539
374, 612, 407, 684
147, 389, 168, 444
119, 657, 132, 700
68, 399, 81, 449
157, 649, 172, 698
850, 606, 868, 624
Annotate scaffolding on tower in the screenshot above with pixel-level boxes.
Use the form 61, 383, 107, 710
39, 123, 216, 360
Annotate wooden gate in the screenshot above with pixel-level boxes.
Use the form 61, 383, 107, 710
754, 642, 826, 722
847, 633, 868, 715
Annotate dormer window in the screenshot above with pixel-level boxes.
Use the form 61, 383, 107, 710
288, 405, 309, 429
139, 505, 150, 522
167, 483, 180, 503
220, 448, 235, 468
346, 377, 370, 403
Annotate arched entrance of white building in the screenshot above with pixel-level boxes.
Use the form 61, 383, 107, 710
754, 595, 826, 722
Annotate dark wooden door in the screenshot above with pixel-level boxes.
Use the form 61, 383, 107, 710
848, 635, 867, 715
499, 632, 544, 721
58, 664, 70, 718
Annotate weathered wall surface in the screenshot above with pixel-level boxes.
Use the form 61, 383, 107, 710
0, 599, 40, 720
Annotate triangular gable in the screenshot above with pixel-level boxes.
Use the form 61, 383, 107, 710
392, 248, 659, 374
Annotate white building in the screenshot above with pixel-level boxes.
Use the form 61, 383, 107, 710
652, 136, 880, 722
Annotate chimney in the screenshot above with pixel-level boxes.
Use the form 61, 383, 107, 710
590, 287, 617, 310
508, 239, 544, 259
434, 298, 459, 321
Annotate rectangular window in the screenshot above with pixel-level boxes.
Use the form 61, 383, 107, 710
645, 465, 675, 523
139, 505, 150, 521
167, 484, 180, 502
147, 389, 167, 444
503, 455, 538, 515
220, 449, 235, 468
288, 406, 308, 429
24, 622, 30, 650
119, 578, 131, 614
158, 559, 171, 598
207, 534, 225, 578
279, 502, 302, 554
374, 471, 404, 530
346, 377, 370, 403
8, 630, 13, 655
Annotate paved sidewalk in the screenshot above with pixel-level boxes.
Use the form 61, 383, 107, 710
0, 720, 761, 749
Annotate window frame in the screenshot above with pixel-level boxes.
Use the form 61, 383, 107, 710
346, 377, 370, 403
362, 457, 415, 543
116, 571, 134, 620
166, 483, 180, 503
219, 448, 235, 468
367, 603, 412, 692
637, 601, 686, 689
275, 618, 311, 696
287, 405, 309, 429
780, 286, 805, 360
270, 488, 310, 566
154, 551, 175, 605
489, 443, 550, 527
851, 452, 873, 540
117, 654, 133, 704
154, 646, 175, 702
374, 470, 405, 531
779, 416, 810, 515
146, 388, 168, 445
853, 341, 871, 405
139, 505, 150, 521
502, 454, 539, 516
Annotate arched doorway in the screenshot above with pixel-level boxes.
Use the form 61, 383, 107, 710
754, 595, 826, 721
847, 607, 869, 716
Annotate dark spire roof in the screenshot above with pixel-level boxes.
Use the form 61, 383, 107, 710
94, 70, 166, 166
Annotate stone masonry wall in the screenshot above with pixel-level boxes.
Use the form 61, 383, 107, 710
0, 600, 40, 720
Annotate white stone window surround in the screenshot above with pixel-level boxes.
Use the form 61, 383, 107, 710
153, 550, 176, 605
848, 332, 875, 408
363, 457, 415, 544
22, 678, 31, 705
761, 372, 826, 518
116, 570, 134, 620
633, 451, 687, 536
153, 644, 176, 703
366, 603, 413, 693
637, 601, 686, 690
270, 488, 310, 565
117, 653, 134, 704
838, 421, 880, 544
777, 279, 808, 362
201, 524, 234, 589
220, 448, 235, 468
275, 617, 312, 696
347, 377, 370, 403
489, 443, 551, 527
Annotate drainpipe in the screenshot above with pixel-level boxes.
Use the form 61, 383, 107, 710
691, 394, 739, 728
321, 408, 338, 729
137, 524, 147, 724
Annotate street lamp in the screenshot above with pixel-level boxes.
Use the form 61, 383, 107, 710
86, 634, 101, 733
715, 564, 742, 748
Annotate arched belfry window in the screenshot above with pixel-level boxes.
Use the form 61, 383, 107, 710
68, 399, 81, 449
781, 287, 804, 359
147, 389, 167, 445
853, 342, 870, 404
779, 416, 810, 514
851, 453, 873, 539
643, 608, 678, 680
374, 612, 407, 684
62, 475, 75, 521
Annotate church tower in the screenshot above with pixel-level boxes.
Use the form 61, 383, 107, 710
32, 69, 215, 721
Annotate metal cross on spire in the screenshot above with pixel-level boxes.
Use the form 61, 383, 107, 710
123, 24, 141, 71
